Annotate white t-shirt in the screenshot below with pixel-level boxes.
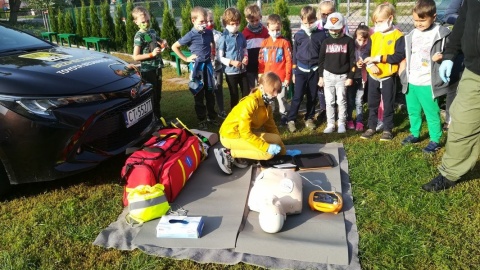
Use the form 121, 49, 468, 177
408, 26, 438, 86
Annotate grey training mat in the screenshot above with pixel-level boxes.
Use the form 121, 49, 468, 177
133, 148, 253, 249
235, 144, 349, 265
93, 143, 360, 269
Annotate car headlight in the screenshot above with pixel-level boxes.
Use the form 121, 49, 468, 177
16, 94, 107, 118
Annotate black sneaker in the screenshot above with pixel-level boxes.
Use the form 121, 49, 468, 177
218, 111, 227, 119
360, 129, 375, 139
207, 117, 220, 126
380, 131, 393, 141
421, 174, 457, 192
233, 158, 249, 168
401, 134, 420, 145
279, 115, 288, 126
214, 148, 232, 174
198, 120, 208, 130
422, 141, 440, 154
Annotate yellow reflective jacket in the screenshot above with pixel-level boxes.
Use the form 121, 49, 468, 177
219, 89, 282, 152
367, 29, 404, 79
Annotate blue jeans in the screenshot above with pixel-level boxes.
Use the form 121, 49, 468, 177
287, 70, 319, 122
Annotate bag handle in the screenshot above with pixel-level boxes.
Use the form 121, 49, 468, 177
171, 118, 207, 160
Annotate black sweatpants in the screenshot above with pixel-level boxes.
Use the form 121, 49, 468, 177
225, 73, 249, 109
367, 75, 396, 132
141, 68, 162, 117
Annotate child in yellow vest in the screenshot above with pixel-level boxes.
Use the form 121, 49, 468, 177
360, 3, 405, 141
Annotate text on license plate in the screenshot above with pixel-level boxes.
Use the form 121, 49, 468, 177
124, 99, 152, 128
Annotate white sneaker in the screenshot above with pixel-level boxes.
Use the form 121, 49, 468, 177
337, 124, 346, 133
323, 124, 335, 134
214, 148, 232, 174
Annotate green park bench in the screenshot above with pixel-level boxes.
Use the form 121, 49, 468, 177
40, 31, 57, 43
83, 37, 110, 53
57, 33, 79, 48
170, 50, 192, 76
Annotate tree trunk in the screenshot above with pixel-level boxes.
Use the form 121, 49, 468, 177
8, 0, 22, 24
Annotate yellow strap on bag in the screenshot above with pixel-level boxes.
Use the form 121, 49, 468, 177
126, 184, 170, 225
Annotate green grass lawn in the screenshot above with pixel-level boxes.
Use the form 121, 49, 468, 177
1, 66, 479, 269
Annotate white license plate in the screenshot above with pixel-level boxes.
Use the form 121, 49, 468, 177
123, 99, 152, 128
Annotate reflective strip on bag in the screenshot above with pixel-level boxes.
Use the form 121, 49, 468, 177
126, 184, 170, 225
129, 195, 168, 210
177, 159, 186, 185
191, 144, 199, 164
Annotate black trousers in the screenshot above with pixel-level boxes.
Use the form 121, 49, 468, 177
287, 70, 319, 121
367, 75, 396, 132
192, 68, 216, 121
225, 73, 249, 109
141, 68, 162, 117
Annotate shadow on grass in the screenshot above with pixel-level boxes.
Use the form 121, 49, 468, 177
2, 154, 128, 202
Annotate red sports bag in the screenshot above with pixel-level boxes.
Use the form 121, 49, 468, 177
122, 127, 204, 205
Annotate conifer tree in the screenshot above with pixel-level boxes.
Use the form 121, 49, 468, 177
89, 0, 101, 37
100, 0, 115, 43
75, 7, 82, 37
236, 0, 247, 32
114, 3, 127, 52
180, 0, 193, 36
160, 0, 180, 59
80, 0, 90, 38
64, 9, 75, 34
274, 0, 292, 42
146, 1, 161, 37
48, 6, 58, 32
213, 4, 223, 32
57, 9, 64, 34
125, 0, 136, 55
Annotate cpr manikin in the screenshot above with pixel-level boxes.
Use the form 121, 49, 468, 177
248, 168, 303, 233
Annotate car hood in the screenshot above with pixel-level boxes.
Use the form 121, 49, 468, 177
0, 46, 140, 96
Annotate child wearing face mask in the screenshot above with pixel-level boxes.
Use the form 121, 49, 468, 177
315, 1, 351, 123
218, 7, 249, 109
400, 0, 459, 154
287, 6, 328, 133
172, 6, 218, 130
132, 6, 168, 119
318, 12, 356, 134
360, 2, 405, 141
317, 1, 350, 38
214, 72, 287, 175
242, 4, 269, 90
346, 23, 370, 132
258, 14, 292, 126
205, 9, 227, 119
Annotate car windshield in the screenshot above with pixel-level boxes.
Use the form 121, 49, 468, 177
0, 25, 52, 54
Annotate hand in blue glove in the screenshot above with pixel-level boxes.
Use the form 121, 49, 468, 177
439, 60, 453, 83
267, 144, 281, 155
286, 149, 302, 156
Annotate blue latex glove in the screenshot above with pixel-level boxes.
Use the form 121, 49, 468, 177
439, 60, 453, 83
267, 144, 281, 155
286, 149, 302, 156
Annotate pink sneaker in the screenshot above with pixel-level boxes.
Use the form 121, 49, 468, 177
356, 122, 364, 132
347, 120, 355, 130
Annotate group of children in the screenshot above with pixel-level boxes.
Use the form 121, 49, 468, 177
132, 0, 460, 154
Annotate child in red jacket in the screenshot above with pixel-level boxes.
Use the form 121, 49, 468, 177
258, 14, 293, 126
